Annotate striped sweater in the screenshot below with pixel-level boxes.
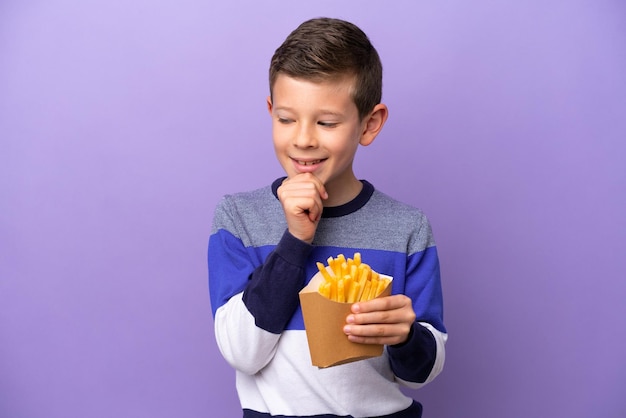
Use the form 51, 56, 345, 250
208, 178, 447, 418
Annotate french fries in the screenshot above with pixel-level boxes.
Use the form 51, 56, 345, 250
316, 253, 391, 303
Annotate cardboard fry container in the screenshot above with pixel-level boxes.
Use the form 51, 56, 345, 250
299, 270, 393, 368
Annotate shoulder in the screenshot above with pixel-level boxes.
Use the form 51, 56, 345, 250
364, 188, 436, 252
367, 189, 429, 223
216, 184, 275, 211
219, 177, 285, 211
211, 184, 278, 231
211, 182, 287, 246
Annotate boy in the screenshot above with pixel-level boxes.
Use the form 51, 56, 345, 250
208, 17, 447, 418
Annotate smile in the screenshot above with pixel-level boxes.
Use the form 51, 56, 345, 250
295, 159, 324, 166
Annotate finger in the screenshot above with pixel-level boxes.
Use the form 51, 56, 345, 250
343, 323, 409, 346
347, 296, 415, 326
303, 198, 323, 222
286, 173, 328, 200
347, 310, 412, 327
351, 295, 409, 314
281, 193, 324, 223
278, 177, 326, 204
286, 193, 323, 219
278, 184, 323, 206
309, 175, 328, 200
346, 334, 407, 346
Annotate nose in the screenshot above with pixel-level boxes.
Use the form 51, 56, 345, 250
293, 123, 317, 148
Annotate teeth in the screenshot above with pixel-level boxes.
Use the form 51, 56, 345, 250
298, 160, 321, 166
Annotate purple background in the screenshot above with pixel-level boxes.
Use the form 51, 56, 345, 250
1, 1, 625, 417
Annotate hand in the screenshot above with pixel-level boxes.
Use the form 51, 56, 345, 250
343, 295, 416, 346
276, 173, 328, 244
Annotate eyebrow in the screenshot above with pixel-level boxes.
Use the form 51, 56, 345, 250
318, 110, 344, 118
273, 106, 344, 118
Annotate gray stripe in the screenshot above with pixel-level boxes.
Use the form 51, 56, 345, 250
211, 186, 435, 255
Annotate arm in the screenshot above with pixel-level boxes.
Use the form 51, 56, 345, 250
209, 174, 326, 374
210, 227, 311, 374
343, 294, 446, 387
343, 221, 447, 387
387, 320, 447, 388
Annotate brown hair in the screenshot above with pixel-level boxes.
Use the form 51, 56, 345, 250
269, 17, 383, 120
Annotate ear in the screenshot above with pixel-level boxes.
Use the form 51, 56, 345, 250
359, 103, 388, 146
266, 96, 273, 115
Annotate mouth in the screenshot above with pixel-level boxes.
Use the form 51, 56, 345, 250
291, 157, 327, 174
295, 159, 324, 166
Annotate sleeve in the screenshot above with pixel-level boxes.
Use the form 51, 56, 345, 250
208, 197, 312, 375
386, 215, 448, 388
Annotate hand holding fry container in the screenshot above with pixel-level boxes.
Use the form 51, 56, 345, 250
299, 253, 393, 368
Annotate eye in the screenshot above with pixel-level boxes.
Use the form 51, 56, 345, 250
277, 117, 293, 124
318, 121, 338, 128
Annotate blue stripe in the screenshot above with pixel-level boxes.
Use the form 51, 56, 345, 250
210, 230, 444, 334
208, 229, 273, 316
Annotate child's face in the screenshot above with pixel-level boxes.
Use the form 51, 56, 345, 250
268, 74, 368, 197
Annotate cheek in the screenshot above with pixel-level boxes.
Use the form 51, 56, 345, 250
332, 133, 360, 156
272, 126, 289, 147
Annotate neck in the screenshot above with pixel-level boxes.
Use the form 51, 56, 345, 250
324, 177, 363, 207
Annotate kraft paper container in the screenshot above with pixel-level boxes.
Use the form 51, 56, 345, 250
299, 270, 392, 368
